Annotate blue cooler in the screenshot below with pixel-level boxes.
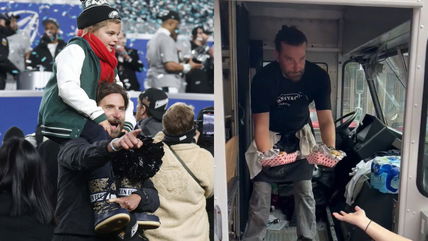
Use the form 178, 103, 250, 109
370, 156, 400, 194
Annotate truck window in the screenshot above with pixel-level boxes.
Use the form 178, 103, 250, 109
342, 62, 375, 119
374, 54, 407, 132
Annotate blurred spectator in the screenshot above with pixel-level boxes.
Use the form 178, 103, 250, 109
7, 14, 31, 71
116, 32, 144, 91
0, 13, 20, 90
5, 13, 32, 90
0, 128, 54, 241
185, 26, 213, 94
146, 10, 202, 93
145, 102, 214, 241
28, 18, 66, 71
135, 88, 168, 137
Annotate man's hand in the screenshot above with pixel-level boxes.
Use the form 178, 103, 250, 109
109, 194, 142, 211
99, 120, 112, 136
317, 109, 336, 148
108, 129, 143, 152
189, 58, 203, 70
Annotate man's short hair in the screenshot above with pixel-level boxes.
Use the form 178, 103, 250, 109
274, 25, 307, 51
42, 18, 59, 28
96, 83, 129, 108
162, 102, 194, 136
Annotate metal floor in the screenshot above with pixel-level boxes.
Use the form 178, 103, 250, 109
265, 223, 329, 241
264, 208, 329, 241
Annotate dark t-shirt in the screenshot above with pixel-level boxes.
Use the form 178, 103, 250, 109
251, 61, 331, 134
251, 61, 331, 183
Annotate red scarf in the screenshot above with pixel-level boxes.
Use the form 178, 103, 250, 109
78, 31, 118, 83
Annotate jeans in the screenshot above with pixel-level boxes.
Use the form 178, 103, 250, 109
242, 180, 317, 241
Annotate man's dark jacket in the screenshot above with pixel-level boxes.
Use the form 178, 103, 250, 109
54, 138, 159, 238
28, 34, 66, 71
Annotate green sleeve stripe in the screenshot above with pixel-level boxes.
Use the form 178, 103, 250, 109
94, 114, 107, 123
123, 122, 134, 132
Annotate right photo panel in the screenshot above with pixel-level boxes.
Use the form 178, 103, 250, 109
215, 0, 428, 241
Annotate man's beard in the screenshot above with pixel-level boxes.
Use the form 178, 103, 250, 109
284, 71, 304, 81
109, 119, 124, 138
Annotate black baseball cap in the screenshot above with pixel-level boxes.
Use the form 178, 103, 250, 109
139, 88, 169, 121
159, 10, 180, 22
0, 12, 20, 21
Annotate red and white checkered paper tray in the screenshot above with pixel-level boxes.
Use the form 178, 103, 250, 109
306, 145, 346, 168
261, 151, 298, 167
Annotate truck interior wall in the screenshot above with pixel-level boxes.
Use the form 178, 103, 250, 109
307, 51, 339, 116
249, 17, 339, 52
236, 4, 252, 234
342, 7, 412, 54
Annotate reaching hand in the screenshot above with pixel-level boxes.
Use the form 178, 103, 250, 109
109, 129, 143, 152
333, 206, 412, 241
333, 206, 370, 230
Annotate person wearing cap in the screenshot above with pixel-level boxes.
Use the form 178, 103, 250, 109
38, 0, 136, 143
185, 26, 214, 93
135, 88, 168, 137
145, 102, 213, 241
116, 31, 143, 91
28, 18, 66, 72
0, 12, 20, 90
146, 10, 202, 93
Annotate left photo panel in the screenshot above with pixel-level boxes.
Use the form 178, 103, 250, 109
0, 0, 215, 240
